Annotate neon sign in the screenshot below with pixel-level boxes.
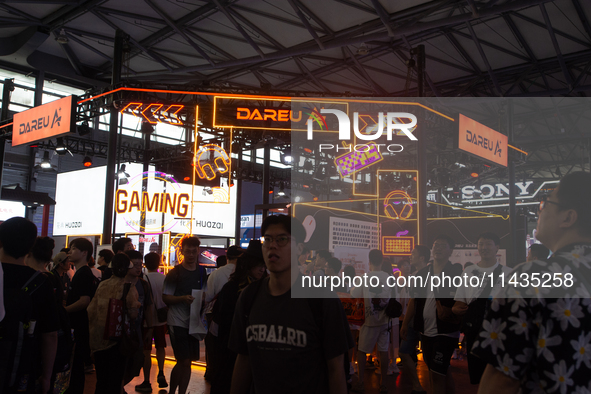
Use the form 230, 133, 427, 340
236, 107, 302, 122
120, 103, 184, 125
334, 142, 384, 177
115, 190, 190, 217
381, 236, 414, 256
194, 144, 230, 181
383, 190, 414, 219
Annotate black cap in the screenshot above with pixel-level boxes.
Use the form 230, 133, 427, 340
227, 245, 245, 258
245, 240, 264, 261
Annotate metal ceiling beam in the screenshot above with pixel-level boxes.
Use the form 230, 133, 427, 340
444, 31, 481, 74
370, 0, 394, 36
287, 0, 325, 49
0, 3, 41, 22
134, 0, 554, 76
449, 27, 529, 62
465, 21, 502, 95
211, 0, 265, 58
231, 4, 325, 33
539, 3, 574, 87
502, 13, 550, 94
509, 10, 591, 48
64, 32, 138, 75
572, 0, 591, 41
293, 0, 332, 34
227, 8, 285, 50
91, 10, 174, 71
42, 0, 107, 28
334, 0, 376, 15
95, 6, 165, 25
143, 0, 215, 66
54, 31, 84, 76
186, 26, 277, 51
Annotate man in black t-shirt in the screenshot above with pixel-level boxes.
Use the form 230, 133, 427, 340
65, 237, 97, 394
163, 236, 205, 394
0, 217, 59, 394
229, 215, 351, 394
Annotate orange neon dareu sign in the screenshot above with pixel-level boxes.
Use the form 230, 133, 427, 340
236, 107, 302, 122
458, 114, 508, 167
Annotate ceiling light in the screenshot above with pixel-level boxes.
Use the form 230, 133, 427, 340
82, 155, 92, 167
77, 121, 91, 136
55, 137, 69, 155
56, 29, 68, 44
40, 151, 51, 169
280, 148, 293, 165
117, 164, 130, 185
357, 43, 369, 55
278, 182, 286, 196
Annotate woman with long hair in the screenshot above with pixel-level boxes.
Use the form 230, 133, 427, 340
209, 251, 266, 394
87, 253, 141, 394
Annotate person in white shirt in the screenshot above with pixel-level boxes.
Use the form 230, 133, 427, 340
205, 246, 244, 304
452, 232, 512, 385
351, 249, 392, 393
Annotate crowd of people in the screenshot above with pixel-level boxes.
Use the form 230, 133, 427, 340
1, 171, 590, 394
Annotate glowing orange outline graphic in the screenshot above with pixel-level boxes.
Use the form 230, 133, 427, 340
120, 102, 143, 117
381, 236, 414, 256
142, 104, 164, 124
163, 104, 184, 125
194, 144, 231, 181
383, 190, 414, 219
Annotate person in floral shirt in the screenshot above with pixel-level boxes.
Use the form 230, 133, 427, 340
473, 171, 591, 394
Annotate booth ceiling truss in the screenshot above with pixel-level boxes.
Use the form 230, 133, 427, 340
0, 0, 591, 185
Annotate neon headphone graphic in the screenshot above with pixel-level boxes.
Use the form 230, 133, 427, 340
383, 190, 414, 219
194, 144, 231, 181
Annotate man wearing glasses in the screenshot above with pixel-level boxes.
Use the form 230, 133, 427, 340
401, 235, 462, 394
229, 215, 352, 394
473, 172, 591, 394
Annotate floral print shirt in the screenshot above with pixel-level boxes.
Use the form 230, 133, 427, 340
472, 243, 591, 394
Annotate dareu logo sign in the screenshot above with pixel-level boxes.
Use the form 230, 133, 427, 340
306, 109, 418, 141
458, 114, 508, 167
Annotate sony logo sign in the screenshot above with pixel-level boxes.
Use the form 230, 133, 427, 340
462, 181, 533, 199
306, 109, 417, 141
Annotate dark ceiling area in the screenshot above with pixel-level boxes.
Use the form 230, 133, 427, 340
1, 0, 591, 183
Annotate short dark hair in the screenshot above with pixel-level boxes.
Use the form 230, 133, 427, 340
30, 237, 55, 262
216, 255, 227, 268
556, 171, 591, 235
316, 250, 332, 261
125, 250, 143, 261
368, 249, 383, 266
529, 244, 550, 260
112, 253, 131, 278
181, 236, 200, 250
261, 215, 306, 243
327, 257, 342, 273
0, 217, 37, 259
413, 245, 431, 263
478, 232, 500, 246
343, 265, 356, 279
112, 237, 132, 254
144, 252, 161, 270
98, 249, 114, 264
433, 234, 455, 250
70, 238, 93, 262
397, 258, 411, 268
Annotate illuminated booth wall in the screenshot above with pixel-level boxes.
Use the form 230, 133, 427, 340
53, 163, 237, 238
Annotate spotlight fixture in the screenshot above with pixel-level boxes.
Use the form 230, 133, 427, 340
470, 172, 479, 178
77, 121, 91, 136
56, 29, 68, 44
117, 164, 130, 185
40, 151, 52, 169
278, 182, 286, 197
55, 138, 69, 156
356, 43, 369, 55
141, 121, 154, 134
82, 155, 92, 167
269, 187, 274, 194
280, 148, 293, 165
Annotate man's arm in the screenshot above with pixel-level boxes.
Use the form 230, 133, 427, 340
327, 354, 347, 394
39, 331, 57, 394
162, 294, 194, 306
65, 295, 90, 313
477, 364, 520, 394
230, 354, 253, 394
401, 298, 415, 340
452, 300, 469, 316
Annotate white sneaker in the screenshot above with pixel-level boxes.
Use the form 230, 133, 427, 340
388, 363, 400, 375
